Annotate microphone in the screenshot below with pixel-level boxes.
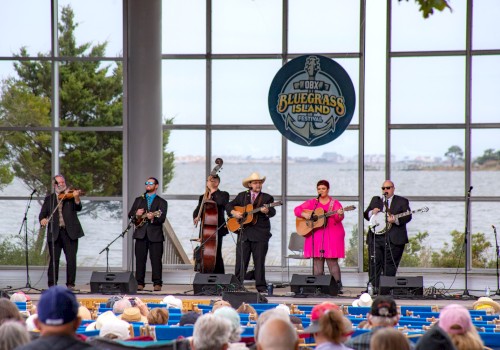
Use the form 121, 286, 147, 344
31, 189, 37, 195
493, 225, 497, 231
317, 194, 321, 200
469, 186, 473, 192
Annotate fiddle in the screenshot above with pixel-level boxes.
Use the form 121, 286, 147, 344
57, 189, 85, 200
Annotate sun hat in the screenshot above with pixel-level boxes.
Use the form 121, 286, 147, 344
99, 319, 131, 340
119, 307, 148, 323
472, 297, 500, 313
37, 286, 79, 326
352, 293, 373, 307
242, 172, 266, 188
439, 304, 473, 335
275, 304, 290, 315
303, 302, 339, 334
162, 295, 183, 309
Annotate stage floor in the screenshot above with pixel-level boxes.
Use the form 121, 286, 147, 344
1, 266, 498, 309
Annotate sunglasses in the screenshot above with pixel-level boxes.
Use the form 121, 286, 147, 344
381, 186, 393, 190
145, 181, 156, 185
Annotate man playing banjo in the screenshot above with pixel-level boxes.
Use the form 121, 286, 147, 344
363, 180, 412, 294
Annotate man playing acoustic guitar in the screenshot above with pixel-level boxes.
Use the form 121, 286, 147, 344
226, 172, 277, 293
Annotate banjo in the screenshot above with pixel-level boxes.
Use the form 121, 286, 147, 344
369, 206, 429, 235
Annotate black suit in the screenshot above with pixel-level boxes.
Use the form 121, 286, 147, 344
363, 194, 411, 288
39, 194, 84, 287
193, 189, 229, 273
226, 191, 276, 291
128, 194, 168, 287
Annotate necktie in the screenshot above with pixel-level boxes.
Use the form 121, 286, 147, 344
384, 199, 390, 213
251, 193, 256, 204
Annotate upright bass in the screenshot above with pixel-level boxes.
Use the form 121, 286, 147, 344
193, 158, 223, 273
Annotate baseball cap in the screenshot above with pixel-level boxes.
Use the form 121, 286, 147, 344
370, 296, 398, 317
37, 286, 79, 325
303, 302, 339, 334
439, 304, 473, 335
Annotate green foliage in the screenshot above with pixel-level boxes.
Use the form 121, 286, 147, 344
399, 0, 452, 18
400, 231, 433, 267
445, 145, 464, 167
163, 118, 175, 191
474, 148, 500, 167
0, 229, 47, 266
344, 224, 360, 267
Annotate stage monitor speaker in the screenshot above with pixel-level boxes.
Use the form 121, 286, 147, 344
222, 291, 268, 308
90, 271, 137, 294
192, 273, 240, 295
290, 274, 338, 296
379, 276, 423, 296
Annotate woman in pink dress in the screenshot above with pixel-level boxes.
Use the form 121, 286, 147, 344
294, 180, 345, 291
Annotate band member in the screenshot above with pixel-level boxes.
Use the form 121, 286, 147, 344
363, 180, 412, 292
39, 175, 84, 290
226, 172, 276, 293
294, 180, 345, 293
128, 177, 168, 291
193, 174, 230, 273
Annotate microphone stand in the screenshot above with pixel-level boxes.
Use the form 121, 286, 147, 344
310, 195, 321, 276
99, 217, 134, 273
461, 186, 473, 299
492, 225, 500, 296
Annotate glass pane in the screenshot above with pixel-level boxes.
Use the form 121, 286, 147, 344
472, 0, 500, 50
166, 130, 206, 195
163, 0, 206, 54
471, 55, 500, 123
59, 61, 123, 126
472, 129, 500, 197
287, 130, 359, 196
335, 58, 360, 125
289, 0, 360, 53
0, 0, 50, 56
212, 130, 282, 195
471, 202, 499, 268
60, 132, 123, 196
212, 59, 282, 124
212, 0, 282, 54
162, 60, 206, 124
391, 57, 465, 123
59, 0, 123, 57
391, 0, 465, 51
390, 129, 465, 196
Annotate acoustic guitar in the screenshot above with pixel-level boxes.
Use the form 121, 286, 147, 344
227, 201, 282, 233
134, 210, 162, 228
296, 205, 356, 236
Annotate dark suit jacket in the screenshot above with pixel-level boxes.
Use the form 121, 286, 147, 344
128, 195, 168, 242
363, 194, 412, 245
226, 191, 276, 242
39, 194, 84, 241
193, 189, 230, 236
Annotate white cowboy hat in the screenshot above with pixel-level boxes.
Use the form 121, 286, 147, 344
242, 172, 266, 188
352, 293, 373, 307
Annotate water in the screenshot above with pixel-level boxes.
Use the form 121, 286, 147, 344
1, 163, 499, 267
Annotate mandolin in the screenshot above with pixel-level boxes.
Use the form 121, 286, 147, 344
134, 210, 162, 228
227, 201, 282, 233
296, 205, 356, 236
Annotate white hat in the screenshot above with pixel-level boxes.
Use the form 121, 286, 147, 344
10, 292, 27, 303
99, 319, 131, 340
96, 310, 118, 330
162, 295, 183, 309
25, 314, 38, 332
242, 172, 266, 188
275, 304, 290, 315
352, 293, 373, 307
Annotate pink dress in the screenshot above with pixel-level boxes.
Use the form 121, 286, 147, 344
294, 198, 345, 258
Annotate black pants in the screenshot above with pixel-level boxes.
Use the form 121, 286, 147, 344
235, 239, 269, 290
47, 228, 78, 287
213, 233, 225, 274
368, 234, 405, 288
135, 236, 164, 286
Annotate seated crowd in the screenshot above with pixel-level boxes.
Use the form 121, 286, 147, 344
0, 286, 499, 350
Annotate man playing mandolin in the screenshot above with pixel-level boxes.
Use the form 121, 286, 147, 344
363, 180, 412, 294
226, 172, 277, 293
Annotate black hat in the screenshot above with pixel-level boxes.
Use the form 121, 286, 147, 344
370, 296, 398, 317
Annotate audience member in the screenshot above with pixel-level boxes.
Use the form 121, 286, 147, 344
147, 308, 169, 325
78, 306, 92, 320
0, 298, 23, 324
352, 293, 373, 307
179, 311, 201, 326
305, 306, 353, 350
472, 297, 500, 314
212, 299, 232, 312
438, 304, 484, 350
370, 327, 410, 350
415, 324, 457, 350
289, 315, 304, 331
191, 313, 231, 350
119, 307, 148, 323
99, 318, 132, 340
112, 298, 132, 314
303, 302, 339, 335
345, 295, 414, 350
0, 320, 31, 350
15, 286, 100, 350
162, 295, 183, 310
256, 317, 298, 350
236, 303, 258, 320
105, 296, 123, 309
214, 306, 242, 342
275, 304, 290, 315
9, 291, 28, 303
254, 308, 291, 344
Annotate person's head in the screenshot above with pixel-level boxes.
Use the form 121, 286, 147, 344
207, 175, 220, 189
192, 313, 231, 350
112, 298, 132, 314
119, 307, 147, 323
303, 302, 339, 335
53, 175, 67, 193
147, 308, 169, 325
0, 320, 31, 350
370, 327, 410, 350
242, 172, 266, 193
99, 319, 132, 340
145, 177, 159, 194
316, 309, 353, 345
439, 304, 484, 350
368, 296, 399, 327
256, 317, 298, 350
35, 286, 81, 336
415, 324, 457, 350
212, 299, 232, 313
289, 315, 303, 331
236, 303, 257, 319
381, 180, 395, 198
78, 306, 92, 320
254, 308, 291, 341
316, 180, 330, 198
213, 306, 242, 342
162, 295, 183, 310
9, 292, 27, 303
105, 295, 123, 309
179, 311, 201, 326
0, 299, 23, 324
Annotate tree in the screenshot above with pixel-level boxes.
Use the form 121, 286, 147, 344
445, 145, 464, 167
399, 0, 452, 18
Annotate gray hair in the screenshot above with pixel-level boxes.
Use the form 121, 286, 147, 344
113, 298, 132, 314
193, 314, 231, 350
257, 317, 298, 350
0, 320, 31, 350
254, 308, 290, 341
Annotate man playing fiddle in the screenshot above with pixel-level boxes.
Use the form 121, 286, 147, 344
39, 175, 84, 290
193, 174, 229, 274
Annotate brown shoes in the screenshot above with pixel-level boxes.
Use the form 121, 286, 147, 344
153, 285, 162, 291
137, 284, 145, 291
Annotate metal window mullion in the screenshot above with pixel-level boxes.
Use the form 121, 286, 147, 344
385, 0, 392, 179
206, 0, 213, 174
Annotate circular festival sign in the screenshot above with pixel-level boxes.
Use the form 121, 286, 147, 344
268, 55, 356, 147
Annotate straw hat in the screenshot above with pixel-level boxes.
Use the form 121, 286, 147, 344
352, 293, 373, 307
242, 172, 266, 188
118, 307, 148, 323
472, 297, 500, 313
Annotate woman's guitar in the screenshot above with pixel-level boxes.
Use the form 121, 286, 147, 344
134, 210, 162, 228
227, 201, 283, 233
295, 205, 356, 236
369, 206, 429, 234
